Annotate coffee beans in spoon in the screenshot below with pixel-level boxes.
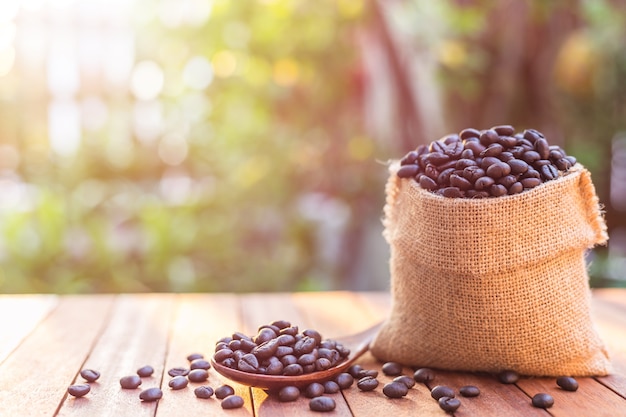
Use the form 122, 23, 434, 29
212, 321, 350, 376
397, 125, 577, 198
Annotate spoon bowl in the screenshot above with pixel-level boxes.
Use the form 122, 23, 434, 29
210, 321, 383, 390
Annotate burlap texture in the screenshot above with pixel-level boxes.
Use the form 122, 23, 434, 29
370, 163, 611, 376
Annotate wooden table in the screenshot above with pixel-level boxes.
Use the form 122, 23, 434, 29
1, 290, 625, 416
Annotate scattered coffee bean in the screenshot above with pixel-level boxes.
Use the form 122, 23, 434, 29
120, 375, 142, 389
357, 376, 379, 391
459, 385, 480, 397
348, 364, 363, 378
194, 386, 214, 399
531, 393, 554, 409
382, 362, 403, 376
309, 396, 336, 412
187, 353, 204, 361
188, 369, 209, 382
139, 387, 163, 402
556, 376, 579, 392
168, 367, 189, 377
190, 359, 211, 370
278, 386, 300, 402
335, 373, 354, 389
68, 384, 90, 398
413, 368, 435, 383
215, 384, 235, 400
497, 370, 519, 384
221, 395, 245, 409
323, 380, 340, 394
357, 369, 378, 379
438, 396, 461, 412
383, 381, 409, 398
80, 369, 100, 382
393, 375, 415, 389
431, 385, 455, 400
304, 382, 325, 398
136, 365, 154, 378
168, 375, 188, 390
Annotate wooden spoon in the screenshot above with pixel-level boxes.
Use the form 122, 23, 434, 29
210, 321, 383, 390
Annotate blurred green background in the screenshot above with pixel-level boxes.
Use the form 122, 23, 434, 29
0, 0, 625, 293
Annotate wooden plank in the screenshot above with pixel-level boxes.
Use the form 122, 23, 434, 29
0, 295, 114, 417
239, 293, 354, 417
292, 291, 444, 417
0, 294, 58, 365
55, 294, 177, 417
156, 293, 254, 417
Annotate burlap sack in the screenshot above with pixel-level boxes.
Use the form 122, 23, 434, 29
370, 163, 611, 376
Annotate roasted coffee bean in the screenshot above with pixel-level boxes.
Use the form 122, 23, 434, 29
323, 380, 340, 394
240, 339, 257, 352
357, 376, 379, 391
480, 129, 499, 146
413, 368, 436, 383
419, 175, 438, 191
443, 133, 461, 144
556, 376, 579, 391
168, 375, 188, 390
238, 353, 259, 373
265, 358, 284, 375
232, 331, 250, 341
480, 156, 501, 170
194, 386, 214, 399
425, 152, 450, 166
275, 346, 293, 358
438, 396, 462, 412
450, 174, 472, 191
498, 136, 518, 148
535, 138, 550, 159
431, 385, 455, 400
348, 364, 363, 378
309, 396, 336, 412
430, 140, 446, 153
190, 359, 211, 370
214, 348, 234, 363
463, 166, 486, 183
357, 369, 378, 379
461, 148, 475, 159
489, 184, 508, 197
497, 370, 519, 384
139, 387, 163, 402
279, 326, 299, 336
464, 140, 486, 156
284, 363, 304, 376
540, 164, 558, 181
252, 340, 278, 360
456, 158, 477, 170
275, 334, 296, 346
520, 178, 542, 189
400, 150, 419, 166
254, 328, 277, 345
523, 129, 540, 142
440, 186, 463, 198
120, 375, 142, 389
314, 358, 332, 372
507, 158, 528, 174
271, 319, 291, 329
509, 182, 523, 195
437, 167, 456, 186
498, 174, 517, 189
486, 161, 511, 179
460, 128, 481, 140
80, 369, 100, 382
228, 340, 242, 351
168, 367, 189, 377
221, 395, 245, 409
278, 386, 300, 402
186, 353, 204, 361
474, 176, 495, 191
232, 350, 245, 363
304, 382, 326, 398
555, 158, 572, 171
281, 354, 298, 367
492, 125, 515, 136
336, 373, 354, 389
298, 353, 317, 366
382, 362, 403, 376
221, 358, 236, 369
459, 385, 480, 397
397, 164, 419, 179
383, 381, 409, 398
188, 369, 209, 382
531, 393, 554, 409
215, 384, 235, 399
522, 150, 541, 164
68, 384, 90, 398
481, 143, 504, 157
393, 375, 415, 389
466, 190, 490, 198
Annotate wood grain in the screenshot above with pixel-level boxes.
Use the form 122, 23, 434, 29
55, 294, 176, 417
0, 294, 58, 365
0, 295, 114, 417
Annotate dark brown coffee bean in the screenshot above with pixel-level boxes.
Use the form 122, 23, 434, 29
523, 129, 540, 142
520, 178, 542, 189
535, 138, 550, 159
221, 395, 245, 409
540, 164, 558, 180
278, 386, 300, 402
80, 369, 100, 382
232, 331, 251, 341
486, 161, 511, 179
168, 367, 189, 377
215, 384, 235, 399
347, 364, 363, 378
489, 184, 508, 197
424, 164, 439, 181
214, 348, 233, 363
497, 370, 519, 384
232, 350, 245, 363
238, 353, 259, 373
440, 187, 463, 198
480, 129, 499, 146
139, 387, 163, 402
298, 353, 317, 366
438, 396, 461, 412
299, 383, 322, 400
459, 385, 480, 397
419, 175, 437, 191
309, 396, 336, 412
188, 369, 209, 382
168, 375, 188, 390
275, 334, 296, 346
383, 381, 408, 398
463, 166, 486, 183
336, 373, 354, 389
221, 358, 236, 368
437, 167, 456, 186
509, 182, 523, 195
271, 319, 291, 329
522, 150, 541, 164
532, 393, 554, 409
507, 159, 529, 174
455, 158, 478, 170
565, 155, 577, 165
466, 190, 490, 198
498, 174, 517, 189
464, 140, 486, 156
281, 354, 298, 367
240, 338, 256, 352
314, 358, 332, 372
450, 174, 472, 191
382, 362, 403, 376
393, 375, 415, 389
474, 176, 495, 191
555, 158, 572, 171
120, 375, 142, 389
194, 386, 214, 399
480, 143, 504, 157
357, 369, 378, 379
254, 328, 277, 345
265, 358, 284, 375
522, 168, 541, 179
190, 359, 211, 370
429, 140, 446, 153
556, 376, 579, 391
460, 128, 481, 140
480, 156, 501, 169
413, 368, 436, 383
431, 385, 455, 400
228, 339, 242, 351
425, 152, 450, 166
492, 125, 514, 136
68, 384, 90, 398
498, 151, 514, 162
322, 380, 340, 394
252, 339, 278, 360
357, 376, 379, 391
186, 353, 204, 362
498, 136, 518, 147
400, 150, 419, 166
284, 363, 304, 376
279, 326, 299, 336
460, 148, 474, 159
